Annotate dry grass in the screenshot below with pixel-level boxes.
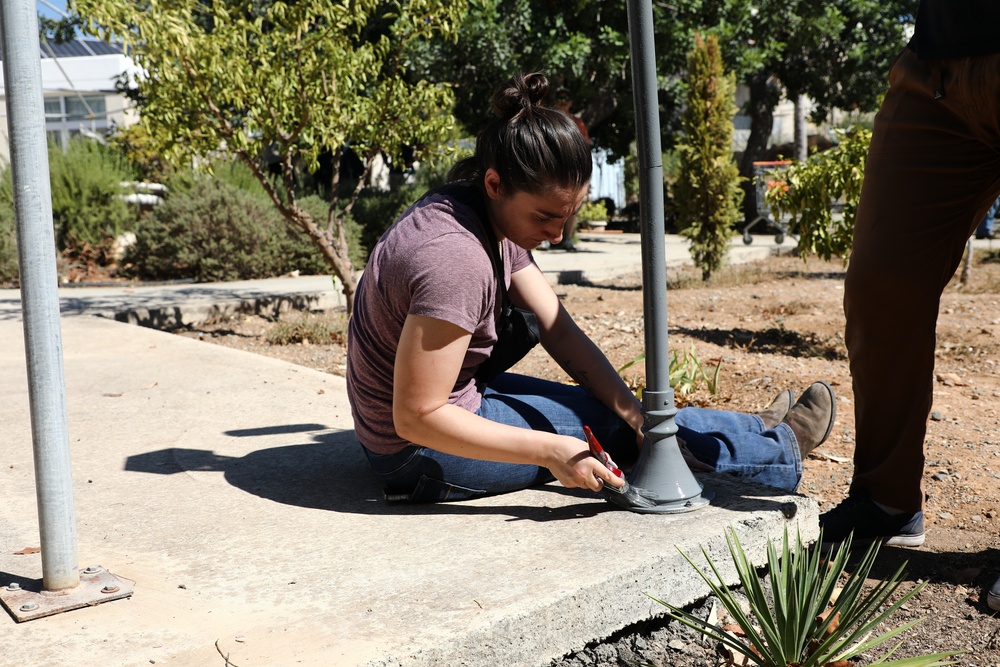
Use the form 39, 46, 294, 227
264, 312, 348, 346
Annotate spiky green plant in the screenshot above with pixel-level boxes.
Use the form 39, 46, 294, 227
651, 527, 962, 667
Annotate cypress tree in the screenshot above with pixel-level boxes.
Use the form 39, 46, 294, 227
673, 33, 744, 280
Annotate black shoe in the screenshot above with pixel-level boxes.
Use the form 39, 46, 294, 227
988, 576, 1000, 611
819, 491, 925, 548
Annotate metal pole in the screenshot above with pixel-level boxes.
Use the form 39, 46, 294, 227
0, 0, 79, 590
623, 0, 708, 513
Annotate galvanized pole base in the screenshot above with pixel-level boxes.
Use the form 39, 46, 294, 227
0, 566, 132, 623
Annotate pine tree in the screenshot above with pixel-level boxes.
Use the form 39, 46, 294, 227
673, 33, 744, 280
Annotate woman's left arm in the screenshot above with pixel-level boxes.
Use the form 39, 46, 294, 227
509, 263, 644, 439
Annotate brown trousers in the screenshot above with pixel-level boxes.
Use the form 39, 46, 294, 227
845, 48, 1000, 511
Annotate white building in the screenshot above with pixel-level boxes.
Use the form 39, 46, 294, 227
0, 38, 139, 164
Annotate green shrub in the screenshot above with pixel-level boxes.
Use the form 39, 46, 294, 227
211, 159, 271, 198
0, 201, 17, 283
125, 178, 328, 282
577, 200, 608, 224
107, 123, 173, 184
47, 137, 136, 253
616, 346, 722, 399
764, 127, 871, 261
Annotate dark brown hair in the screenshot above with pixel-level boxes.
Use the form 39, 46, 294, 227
450, 72, 591, 195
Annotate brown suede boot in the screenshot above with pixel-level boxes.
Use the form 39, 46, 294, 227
782, 381, 836, 458
758, 389, 794, 430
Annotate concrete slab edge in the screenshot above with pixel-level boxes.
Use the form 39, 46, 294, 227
368, 486, 818, 667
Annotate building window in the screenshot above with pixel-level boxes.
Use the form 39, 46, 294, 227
44, 94, 110, 149
65, 95, 106, 121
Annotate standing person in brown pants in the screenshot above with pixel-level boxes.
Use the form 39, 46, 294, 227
818, 0, 1000, 610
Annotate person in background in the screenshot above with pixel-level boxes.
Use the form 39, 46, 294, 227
817, 0, 1000, 611
975, 195, 1000, 240
537, 86, 590, 252
345, 71, 837, 505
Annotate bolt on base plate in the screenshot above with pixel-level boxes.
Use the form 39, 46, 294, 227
0, 565, 132, 622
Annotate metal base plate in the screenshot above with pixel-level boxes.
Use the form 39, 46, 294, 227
0, 566, 132, 622
624, 487, 715, 515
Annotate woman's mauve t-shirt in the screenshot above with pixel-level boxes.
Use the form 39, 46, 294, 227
346, 187, 534, 455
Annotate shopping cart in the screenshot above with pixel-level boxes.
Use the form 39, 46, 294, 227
741, 160, 793, 245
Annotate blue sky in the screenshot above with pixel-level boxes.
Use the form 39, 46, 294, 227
37, 0, 68, 21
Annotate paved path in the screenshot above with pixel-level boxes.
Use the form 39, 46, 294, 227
0, 230, 817, 666
0, 232, 788, 325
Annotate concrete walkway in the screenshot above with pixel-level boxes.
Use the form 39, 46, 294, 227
0, 231, 817, 666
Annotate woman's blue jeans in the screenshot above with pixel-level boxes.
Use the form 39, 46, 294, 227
361, 373, 802, 502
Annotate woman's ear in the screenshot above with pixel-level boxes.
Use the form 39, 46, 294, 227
484, 168, 502, 201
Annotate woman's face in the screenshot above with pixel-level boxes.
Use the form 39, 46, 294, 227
483, 168, 589, 250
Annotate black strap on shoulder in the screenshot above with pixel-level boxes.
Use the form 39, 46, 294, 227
420, 181, 509, 309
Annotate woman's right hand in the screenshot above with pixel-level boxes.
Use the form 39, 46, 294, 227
545, 435, 626, 492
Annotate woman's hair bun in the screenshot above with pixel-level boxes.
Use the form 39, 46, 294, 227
492, 72, 550, 119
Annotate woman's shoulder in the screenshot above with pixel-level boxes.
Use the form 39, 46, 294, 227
415, 182, 487, 225
400, 183, 490, 245
374, 189, 490, 272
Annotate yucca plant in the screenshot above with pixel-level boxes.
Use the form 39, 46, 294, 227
651, 526, 962, 666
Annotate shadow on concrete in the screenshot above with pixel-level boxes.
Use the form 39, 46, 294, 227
123, 426, 807, 525
123, 427, 616, 522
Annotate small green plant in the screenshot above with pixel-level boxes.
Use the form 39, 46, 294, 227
577, 200, 608, 224
652, 526, 962, 667
764, 127, 871, 262
670, 346, 722, 397
617, 346, 722, 399
265, 313, 347, 346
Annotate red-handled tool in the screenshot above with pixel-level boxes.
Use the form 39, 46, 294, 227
584, 425, 659, 509
584, 425, 624, 485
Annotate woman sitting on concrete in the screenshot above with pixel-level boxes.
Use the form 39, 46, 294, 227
346, 72, 835, 503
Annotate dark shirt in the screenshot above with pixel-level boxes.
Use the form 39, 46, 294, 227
909, 0, 1000, 59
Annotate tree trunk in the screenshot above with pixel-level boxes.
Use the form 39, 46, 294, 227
794, 93, 809, 162
739, 73, 775, 225
292, 208, 358, 316
960, 237, 974, 284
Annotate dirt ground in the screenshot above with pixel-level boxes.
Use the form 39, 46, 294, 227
174, 251, 1000, 664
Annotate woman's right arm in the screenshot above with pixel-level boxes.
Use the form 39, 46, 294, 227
392, 313, 624, 492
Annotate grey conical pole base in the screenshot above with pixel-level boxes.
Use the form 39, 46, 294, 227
622, 0, 710, 513
627, 389, 710, 514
